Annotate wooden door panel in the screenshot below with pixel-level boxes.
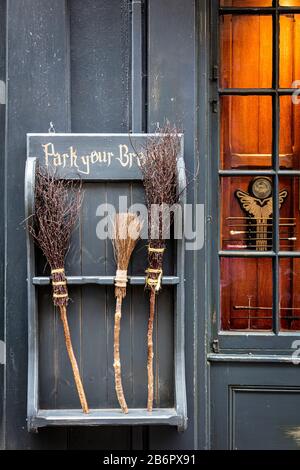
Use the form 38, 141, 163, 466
220, 15, 272, 89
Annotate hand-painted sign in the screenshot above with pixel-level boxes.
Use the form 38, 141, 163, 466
27, 133, 155, 180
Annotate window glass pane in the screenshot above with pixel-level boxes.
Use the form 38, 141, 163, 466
280, 15, 300, 88
220, 15, 272, 88
221, 176, 274, 251
220, 96, 272, 169
279, 177, 300, 250
279, 95, 300, 169
280, 258, 300, 331
221, 257, 273, 331
220, 1, 272, 6
280, 1, 300, 6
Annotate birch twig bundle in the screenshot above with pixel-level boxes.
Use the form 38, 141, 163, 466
139, 125, 180, 412
111, 213, 142, 413
28, 168, 89, 413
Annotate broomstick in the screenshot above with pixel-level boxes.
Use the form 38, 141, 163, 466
111, 213, 142, 413
139, 125, 180, 411
28, 168, 89, 413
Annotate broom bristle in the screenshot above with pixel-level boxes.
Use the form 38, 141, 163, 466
112, 213, 142, 271
139, 124, 180, 289
140, 123, 179, 237
29, 167, 83, 270
112, 213, 143, 298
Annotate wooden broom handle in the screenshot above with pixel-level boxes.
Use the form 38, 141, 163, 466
147, 289, 156, 412
114, 296, 128, 414
59, 305, 89, 414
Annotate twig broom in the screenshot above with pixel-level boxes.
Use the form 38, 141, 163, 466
139, 125, 180, 411
111, 213, 142, 413
28, 168, 89, 413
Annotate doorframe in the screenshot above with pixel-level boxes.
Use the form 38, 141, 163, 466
196, 0, 212, 450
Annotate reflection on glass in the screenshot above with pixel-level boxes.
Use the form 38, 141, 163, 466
279, 177, 300, 251
221, 177, 274, 251
280, 258, 300, 331
280, 1, 300, 6
220, 15, 272, 88
220, 96, 272, 169
280, 15, 300, 88
221, 257, 273, 331
220, 1, 272, 6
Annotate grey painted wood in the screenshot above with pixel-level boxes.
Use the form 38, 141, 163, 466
33, 276, 180, 286
0, 0, 6, 450
147, 0, 195, 449
82, 183, 107, 276
26, 134, 186, 430
157, 288, 174, 408
130, 0, 147, 446
56, 287, 82, 409
67, 2, 132, 447
5, 0, 71, 449
131, 0, 143, 133
6, 0, 300, 450
210, 363, 300, 450
33, 408, 180, 428
131, 286, 148, 407
27, 132, 184, 422
6, 0, 191, 449
81, 286, 108, 408
208, 353, 300, 363
38, 286, 56, 410
197, 0, 212, 450
4, 0, 190, 449
69, 0, 130, 134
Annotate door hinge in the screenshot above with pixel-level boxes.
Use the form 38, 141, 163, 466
211, 100, 218, 114
212, 339, 219, 353
211, 65, 219, 81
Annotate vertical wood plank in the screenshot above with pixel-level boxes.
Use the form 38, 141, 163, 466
81, 285, 108, 408
130, 182, 147, 447
38, 286, 56, 409
157, 287, 174, 408
5, 0, 71, 449
130, 183, 147, 275
131, 286, 148, 407
81, 183, 107, 277
81, 184, 109, 407
67, 0, 132, 450
56, 286, 83, 409
69, 0, 130, 133
147, 0, 197, 450
0, 0, 6, 449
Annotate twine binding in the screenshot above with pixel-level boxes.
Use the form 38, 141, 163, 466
146, 268, 163, 291
115, 269, 128, 288
51, 268, 65, 274
52, 281, 67, 286
148, 246, 165, 254
51, 267, 68, 305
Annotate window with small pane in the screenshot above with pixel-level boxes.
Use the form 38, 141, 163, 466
217, 0, 300, 335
